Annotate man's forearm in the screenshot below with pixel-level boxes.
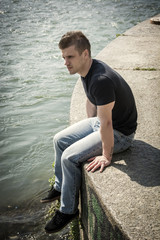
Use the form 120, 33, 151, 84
86, 102, 115, 173
86, 123, 114, 173
100, 122, 114, 161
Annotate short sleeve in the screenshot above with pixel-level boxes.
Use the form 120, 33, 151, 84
91, 75, 115, 105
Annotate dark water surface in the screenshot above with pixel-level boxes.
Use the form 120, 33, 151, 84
0, 0, 160, 239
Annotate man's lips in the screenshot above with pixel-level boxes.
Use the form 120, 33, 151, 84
67, 66, 72, 70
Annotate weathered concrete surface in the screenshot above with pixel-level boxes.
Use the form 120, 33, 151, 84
70, 14, 160, 240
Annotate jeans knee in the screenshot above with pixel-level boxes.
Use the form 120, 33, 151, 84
61, 149, 70, 163
53, 132, 70, 152
61, 152, 71, 169
53, 132, 63, 152
53, 132, 60, 145
61, 149, 80, 167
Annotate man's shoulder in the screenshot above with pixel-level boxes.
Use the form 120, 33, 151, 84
92, 59, 114, 76
91, 59, 112, 81
92, 59, 107, 69
91, 59, 106, 78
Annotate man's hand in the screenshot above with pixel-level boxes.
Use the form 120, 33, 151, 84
86, 155, 111, 173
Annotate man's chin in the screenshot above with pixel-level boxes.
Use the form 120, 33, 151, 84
68, 70, 76, 75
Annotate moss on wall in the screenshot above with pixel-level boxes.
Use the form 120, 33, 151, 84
80, 170, 128, 240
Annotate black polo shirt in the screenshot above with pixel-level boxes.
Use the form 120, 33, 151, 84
81, 59, 137, 136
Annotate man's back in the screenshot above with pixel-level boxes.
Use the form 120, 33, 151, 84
81, 59, 137, 135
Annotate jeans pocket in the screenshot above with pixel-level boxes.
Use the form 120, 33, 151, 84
114, 131, 134, 154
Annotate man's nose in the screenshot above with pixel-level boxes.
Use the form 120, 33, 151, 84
64, 59, 69, 66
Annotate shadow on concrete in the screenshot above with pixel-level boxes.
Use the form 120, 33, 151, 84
112, 140, 160, 187
80, 140, 160, 240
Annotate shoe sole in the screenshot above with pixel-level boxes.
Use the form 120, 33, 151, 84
40, 195, 60, 203
45, 211, 79, 234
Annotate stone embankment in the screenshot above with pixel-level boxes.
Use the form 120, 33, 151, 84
70, 14, 160, 240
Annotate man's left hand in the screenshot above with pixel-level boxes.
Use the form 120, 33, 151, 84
86, 155, 111, 173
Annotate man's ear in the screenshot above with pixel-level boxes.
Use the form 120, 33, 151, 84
84, 49, 89, 58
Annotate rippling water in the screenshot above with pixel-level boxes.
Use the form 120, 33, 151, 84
0, 0, 160, 239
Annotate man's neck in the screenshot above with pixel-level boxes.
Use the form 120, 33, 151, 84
80, 58, 93, 78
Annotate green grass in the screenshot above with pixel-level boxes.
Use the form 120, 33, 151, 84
133, 67, 157, 71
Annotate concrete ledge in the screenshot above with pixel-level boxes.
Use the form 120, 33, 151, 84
70, 15, 160, 240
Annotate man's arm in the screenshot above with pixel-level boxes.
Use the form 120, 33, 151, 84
86, 101, 115, 173
86, 98, 97, 117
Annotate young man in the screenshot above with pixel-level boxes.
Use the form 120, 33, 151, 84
42, 31, 137, 233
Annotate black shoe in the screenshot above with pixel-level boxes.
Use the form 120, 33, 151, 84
40, 187, 61, 203
45, 210, 79, 233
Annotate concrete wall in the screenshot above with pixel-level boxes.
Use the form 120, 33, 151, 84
70, 15, 160, 240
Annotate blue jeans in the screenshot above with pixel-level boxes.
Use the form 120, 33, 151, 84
53, 117, 134, 214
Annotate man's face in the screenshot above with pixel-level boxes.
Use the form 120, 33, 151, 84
61, 45, 86, 75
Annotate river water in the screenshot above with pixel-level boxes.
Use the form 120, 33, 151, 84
0, 0, 160, 239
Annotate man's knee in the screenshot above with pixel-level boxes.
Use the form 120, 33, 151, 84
61, 148, 80, 167
53, 132, 65, 150
53, 131, 70, 151
53, 132, 60, 145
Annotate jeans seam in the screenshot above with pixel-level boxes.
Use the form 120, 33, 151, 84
71, 165, 77, 213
